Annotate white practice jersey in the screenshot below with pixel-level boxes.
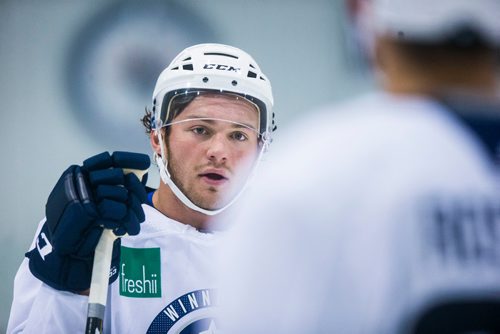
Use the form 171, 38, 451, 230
216, 92, 500, 333
8, 204, 220, 334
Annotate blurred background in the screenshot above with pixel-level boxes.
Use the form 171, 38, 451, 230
0, 0, 373, 330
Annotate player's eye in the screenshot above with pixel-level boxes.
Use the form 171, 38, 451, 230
230, 131, 249, 142
191, 126, 209, 136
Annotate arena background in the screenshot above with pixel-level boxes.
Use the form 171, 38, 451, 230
0, 0, 374, 330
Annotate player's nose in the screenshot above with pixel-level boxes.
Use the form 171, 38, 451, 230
206, 133, 229, 163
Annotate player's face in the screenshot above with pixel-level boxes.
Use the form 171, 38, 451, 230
166, 95, 260, 210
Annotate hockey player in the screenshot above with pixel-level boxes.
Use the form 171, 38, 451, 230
7, 43, 275, 333
216, 0, 500, 333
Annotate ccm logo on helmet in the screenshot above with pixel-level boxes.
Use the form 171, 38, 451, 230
203, 64, 240, 72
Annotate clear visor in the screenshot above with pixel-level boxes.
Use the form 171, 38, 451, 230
158, 89, 265, 140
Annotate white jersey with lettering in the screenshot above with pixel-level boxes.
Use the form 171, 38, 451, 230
8, 204, 220, 334
216, 92, 500, 333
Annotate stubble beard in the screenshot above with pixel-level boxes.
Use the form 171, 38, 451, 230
167, 154, 225, 211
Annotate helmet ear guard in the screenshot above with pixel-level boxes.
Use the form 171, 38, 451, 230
151, 43, 275, 216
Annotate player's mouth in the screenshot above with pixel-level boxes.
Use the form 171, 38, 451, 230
199, 170, 228, 186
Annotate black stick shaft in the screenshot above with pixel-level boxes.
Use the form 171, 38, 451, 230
86, 302, 105, 333
85, 317, 103, 334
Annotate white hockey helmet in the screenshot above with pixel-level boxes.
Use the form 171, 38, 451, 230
152, 43, 275, 139
151, 43, 275, 216
356, 0, 500, 46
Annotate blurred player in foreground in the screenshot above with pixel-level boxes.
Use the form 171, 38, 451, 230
7, 43, 275, 333
216, 0, 500, 333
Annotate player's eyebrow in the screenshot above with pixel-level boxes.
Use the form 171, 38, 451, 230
172, 116, 258, 132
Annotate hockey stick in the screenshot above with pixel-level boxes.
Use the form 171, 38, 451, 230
85, 168, 148, 334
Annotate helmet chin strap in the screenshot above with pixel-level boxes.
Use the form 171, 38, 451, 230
154, 129, 265, 217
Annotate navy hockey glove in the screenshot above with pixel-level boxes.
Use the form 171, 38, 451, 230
26, 151, 150, 292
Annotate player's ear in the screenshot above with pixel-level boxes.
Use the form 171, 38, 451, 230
150, 130, 164, 156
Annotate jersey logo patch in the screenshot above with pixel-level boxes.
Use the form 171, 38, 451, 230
147, 289, 217, 333
120, 246, 162, 298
